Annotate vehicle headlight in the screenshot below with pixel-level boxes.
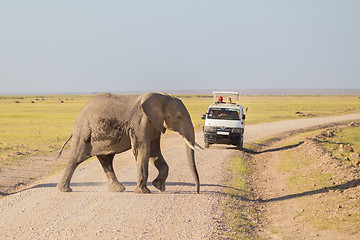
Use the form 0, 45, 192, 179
204, 126, 217, 132
232, 128, 243, 133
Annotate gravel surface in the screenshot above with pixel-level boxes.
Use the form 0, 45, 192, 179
1, 112, 360, 239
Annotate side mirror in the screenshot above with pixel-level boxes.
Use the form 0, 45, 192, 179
242, 114, 246, 120
201, 114, 206, 120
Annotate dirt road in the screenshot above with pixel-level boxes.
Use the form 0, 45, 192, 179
1, 113, 360, 239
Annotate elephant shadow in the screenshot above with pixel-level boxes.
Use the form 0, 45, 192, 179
17, 181, 196, 192
32, 181, 197, 188
27, 177, 360, 199
27, 181, 224, 195
3, 181, 252, 196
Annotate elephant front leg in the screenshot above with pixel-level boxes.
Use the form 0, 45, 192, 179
134, 145, 151, 194
151, 154, 168, 192
97, 155, 125, 192
149, 137, 168, 191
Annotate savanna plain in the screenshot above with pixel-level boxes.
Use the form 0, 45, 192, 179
1, 94, 360, 239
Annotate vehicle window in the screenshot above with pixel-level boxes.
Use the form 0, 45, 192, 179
207, 108, 240, 120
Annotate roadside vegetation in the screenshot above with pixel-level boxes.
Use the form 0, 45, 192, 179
220, 154, 261, 239
230, 123, 360, 238
318, 122, 360, 166
278, 126, 360, 233
1, 94, 360, 167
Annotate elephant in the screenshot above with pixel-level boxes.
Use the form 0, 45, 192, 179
56, 92, 201, 194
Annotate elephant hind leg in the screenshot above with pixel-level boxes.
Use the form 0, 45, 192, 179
97, 154, 125, 192
57, 137, 92, 192
57, 161, 80, 192
57, 152, 88, 192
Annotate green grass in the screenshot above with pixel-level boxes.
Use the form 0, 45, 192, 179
232, 95, 360, 124
276, 132, 360, 233
179, 95, 360, 128
301, 124, 360, 232
221, 155, 260, 239
277, 138, 334, 192
277, 143, 332, 193
1, 94, 360, 167
299, 192, 360, 232
226, 156, 251, 193
319, 126, 360, 162
178, 96, 213, 128
0, 95, 92, 164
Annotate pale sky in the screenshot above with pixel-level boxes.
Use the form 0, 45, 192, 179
1, 1, 359, 93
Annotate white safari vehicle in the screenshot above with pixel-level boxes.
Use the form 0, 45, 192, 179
202, 91, 246, 149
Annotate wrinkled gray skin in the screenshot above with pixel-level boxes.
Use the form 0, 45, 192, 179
57, 93, 200, 194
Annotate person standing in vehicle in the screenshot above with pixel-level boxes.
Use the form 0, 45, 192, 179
227, 97, 232, 104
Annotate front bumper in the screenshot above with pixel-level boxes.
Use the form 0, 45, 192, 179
203, 127, 244, 145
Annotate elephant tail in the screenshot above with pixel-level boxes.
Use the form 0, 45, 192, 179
56, 134, 73, 159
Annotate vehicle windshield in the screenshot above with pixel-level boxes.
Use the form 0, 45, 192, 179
207, 108, 240, 120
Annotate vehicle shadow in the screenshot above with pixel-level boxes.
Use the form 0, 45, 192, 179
241, 141, 304, 154
187, 179, 360, 203
260, 179, 360, 203
221, 141, 304, 153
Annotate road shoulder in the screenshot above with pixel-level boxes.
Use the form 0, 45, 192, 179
243, 123, 360, 239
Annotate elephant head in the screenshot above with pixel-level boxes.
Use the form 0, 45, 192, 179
141, 93, 201, 193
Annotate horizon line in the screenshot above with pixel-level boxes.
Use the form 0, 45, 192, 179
1, 88, 360, 96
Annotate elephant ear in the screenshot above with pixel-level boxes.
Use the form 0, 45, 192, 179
141, 93, 167, 134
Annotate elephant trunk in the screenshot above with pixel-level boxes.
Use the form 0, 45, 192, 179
186, 145, 200, 193
182, 127, 200, 193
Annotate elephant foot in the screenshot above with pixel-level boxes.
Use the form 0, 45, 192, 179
57, 183, 73, 192
108, 182, 126, 192
134, 186, 151, 194
152, 179, 166, 191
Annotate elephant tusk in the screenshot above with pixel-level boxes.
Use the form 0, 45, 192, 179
183, 137, 198, 151
195, 142, 205, 150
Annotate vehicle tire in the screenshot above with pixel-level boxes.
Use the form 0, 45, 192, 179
204, 141, 210, 149
237, 135, 244, 150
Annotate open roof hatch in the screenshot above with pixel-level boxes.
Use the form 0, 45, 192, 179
212, 91, 239, 105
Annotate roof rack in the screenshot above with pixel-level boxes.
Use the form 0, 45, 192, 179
213, 91, 239, 105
